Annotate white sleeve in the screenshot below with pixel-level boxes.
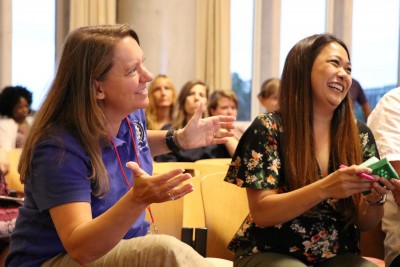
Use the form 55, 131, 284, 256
367, 88, 400, 161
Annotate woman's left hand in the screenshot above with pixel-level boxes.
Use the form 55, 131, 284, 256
378, 177, 400, 206
363, 177, 389, 205
175, 103, 236, 149
126, 161, 194, 206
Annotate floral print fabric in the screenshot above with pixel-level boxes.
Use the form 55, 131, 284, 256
224, 112, 378, 266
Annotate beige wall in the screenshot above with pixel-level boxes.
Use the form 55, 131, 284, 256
118, 0, 197, 91
0, 0, 12, 90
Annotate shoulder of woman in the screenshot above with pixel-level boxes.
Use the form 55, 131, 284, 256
251, 111, 282, 129
0, 117, 16, 124
0, 117, 18, 131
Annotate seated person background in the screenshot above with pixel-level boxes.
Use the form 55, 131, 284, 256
154, 80, 231, 162
258, 78, 280, 112
145, 74, 177, 130
208, 89, 241, 156
0, 85, 34, 175
349, 78, 371, 121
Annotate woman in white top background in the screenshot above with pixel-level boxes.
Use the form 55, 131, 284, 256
0, 86, 34, 174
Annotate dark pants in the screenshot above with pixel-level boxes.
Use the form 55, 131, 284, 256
234, 252, 379, 267
390, 254, 400, 267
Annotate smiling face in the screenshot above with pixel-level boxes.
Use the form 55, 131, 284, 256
94, 36, 154, 122
311, 42, 352, 113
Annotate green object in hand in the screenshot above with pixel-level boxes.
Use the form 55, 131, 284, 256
367, 158, 399, 180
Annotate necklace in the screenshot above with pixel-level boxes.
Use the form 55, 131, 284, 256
109, 117, 158, 234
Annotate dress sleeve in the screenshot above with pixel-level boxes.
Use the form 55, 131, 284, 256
224, 113, 283, 190
357, 121, 380, 161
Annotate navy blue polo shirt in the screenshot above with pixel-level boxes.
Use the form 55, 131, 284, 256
7, 110, 153, 267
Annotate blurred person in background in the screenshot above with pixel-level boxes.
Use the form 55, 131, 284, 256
145, 74, 177, 130
349, 78, 371, 121
0, 86, 34, 175
258, 78, 280, 112
155, 80, 231, 162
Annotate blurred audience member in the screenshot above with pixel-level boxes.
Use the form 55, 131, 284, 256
0, 86, 34, 174
349, 78, 371, 121
145, 74, 177, 130
168, 80, 209, 130
208, 90, 241, 156
155, 80, 231, 162
258, 78, 280, 112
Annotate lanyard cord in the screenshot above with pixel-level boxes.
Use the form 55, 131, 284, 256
109, 117, 157, 232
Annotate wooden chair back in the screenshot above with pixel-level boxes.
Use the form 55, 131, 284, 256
144, 197, 184, 239
4, 148, 24, 193
200, 172, 249, 260
195, 158, 232, 168
152, 162, 204, 229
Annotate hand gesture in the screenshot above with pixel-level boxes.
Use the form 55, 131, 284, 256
126, 162, 194, 206
176, 102, 236, 149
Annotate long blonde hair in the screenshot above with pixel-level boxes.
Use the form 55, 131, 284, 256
145, 75, 177, 130
19, 24, 140, 196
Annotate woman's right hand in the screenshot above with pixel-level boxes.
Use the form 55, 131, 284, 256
321, 165, 376, 199
126, 161, 194, 207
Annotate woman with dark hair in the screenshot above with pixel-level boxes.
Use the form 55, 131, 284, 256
6, 24, 234, 266
208, 89, 242, 156
170, 79, 209, 130
155, 80, 232, 162
0, 86, 34, 176
0, 86, 34, 152
225, 34, 386, 266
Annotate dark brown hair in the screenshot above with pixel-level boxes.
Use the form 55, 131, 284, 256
171, 80, 209, 128
280, 33, 361, 222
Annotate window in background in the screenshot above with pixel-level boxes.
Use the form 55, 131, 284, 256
279, 0, 326, 73
230, 0, 254, 121
352, 0, 399, 113
12, 0, 56, 111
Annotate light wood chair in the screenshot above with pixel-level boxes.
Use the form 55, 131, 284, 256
152, 161, 232, 230
152, 162, 205, 230
144, 197, 184, 239
195, 158, 231, 169
4, 148, 24, 194
200, 171, 249, 260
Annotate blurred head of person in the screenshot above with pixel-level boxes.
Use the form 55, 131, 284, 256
145, 74, 177, 129
258, 78, 280, 112
172, 80, 208, 128
0, 85, 33, 124
208, 89, 238, 117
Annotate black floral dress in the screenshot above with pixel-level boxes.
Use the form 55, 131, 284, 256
224, 112, 378, 266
